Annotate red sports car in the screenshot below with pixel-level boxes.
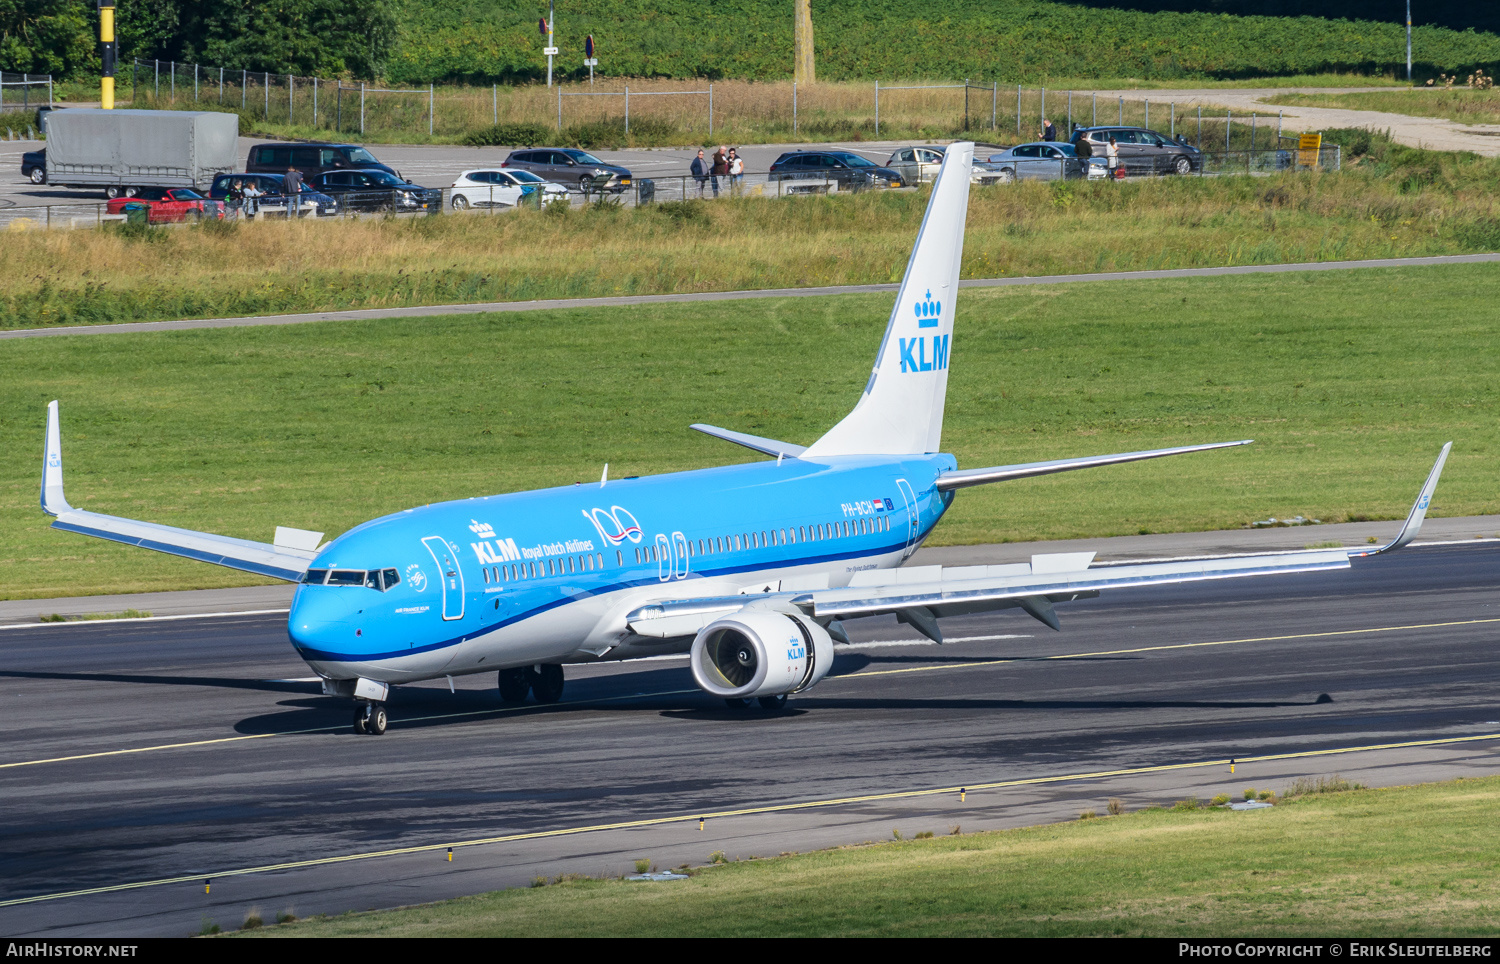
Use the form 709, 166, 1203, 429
107, 188, 225, 223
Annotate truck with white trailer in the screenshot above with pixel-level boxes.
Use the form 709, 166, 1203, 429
43, 108, 238, 197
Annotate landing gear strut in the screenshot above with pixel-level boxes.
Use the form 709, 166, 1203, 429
353, 702, 387, 735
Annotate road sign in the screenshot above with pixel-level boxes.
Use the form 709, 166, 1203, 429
584, 58, 598, 66
1297, 132, 1322, 169
543, 46, 559, 55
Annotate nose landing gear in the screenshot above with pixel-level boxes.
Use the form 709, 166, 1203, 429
353, 702, 388, 735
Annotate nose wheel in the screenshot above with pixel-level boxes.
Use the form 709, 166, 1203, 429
353, 702, 387, 735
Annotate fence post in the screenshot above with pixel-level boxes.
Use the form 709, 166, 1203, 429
874, 80, 879, 136
194, 63, 198, 101
1170, 102, 1175, 137
793, 80, 797, 135
1092, 91, 1096, 126
154, 59, 158, 100
493, 83, 497, 125
625, 86, 629, 133
289, 74, 293, 124
991, 81, 996, 130
1117, 95, 1122, 124
964, 78, 969, 131
48, 75, 53, 108
429, 83, 434, 136
1250, 112, 1256, 153
556, 84, 562, 131
1016, 85, 1021, 136
337, 83, 342, 132
1067, 90, 1072, 134
360, 82, 365, 135
1144, 98, 1148, 129
1226, 110, 1231, 152
1039, 86, 1044, 134
264, 72, 269, 120
242, 70, 246, 110
313, 78, 318, 126
1197, 106, 1201, 147
170, 60, 174, 101
1278, 111, 1283, 139
708, 83, 713, 137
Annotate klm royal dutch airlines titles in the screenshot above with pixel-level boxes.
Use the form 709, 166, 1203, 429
39, 143, 1450, 735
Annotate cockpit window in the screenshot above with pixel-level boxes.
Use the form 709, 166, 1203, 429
304, 567, 401, 591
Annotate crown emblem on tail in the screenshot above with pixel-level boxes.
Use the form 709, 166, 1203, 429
914, 289, 940, 328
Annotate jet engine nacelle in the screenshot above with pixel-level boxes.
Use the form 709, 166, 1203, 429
689, 611, 834, 700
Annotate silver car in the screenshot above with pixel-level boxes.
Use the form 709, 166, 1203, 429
981, 142, 1094, 182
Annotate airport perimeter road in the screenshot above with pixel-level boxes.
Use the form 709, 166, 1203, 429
2, 543, 1499, 935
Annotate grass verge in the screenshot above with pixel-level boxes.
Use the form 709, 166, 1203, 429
1265, 88, 1500, 125
1, 131, 1498, 330
234, 776, 1500, 936
2, 261, 1497, 599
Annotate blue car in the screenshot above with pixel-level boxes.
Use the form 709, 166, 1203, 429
209, 173, 340, 217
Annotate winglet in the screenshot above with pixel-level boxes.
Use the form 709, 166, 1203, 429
1351, 442, 1451, 557
40, 400, 71, 517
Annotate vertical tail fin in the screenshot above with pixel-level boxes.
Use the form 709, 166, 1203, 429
803, 142, 974, 458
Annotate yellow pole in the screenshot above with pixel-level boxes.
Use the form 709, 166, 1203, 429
99, 2, 116, 109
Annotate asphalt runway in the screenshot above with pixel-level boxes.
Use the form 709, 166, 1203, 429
2, 542, 1499, 936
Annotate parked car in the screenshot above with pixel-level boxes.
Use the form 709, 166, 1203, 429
107, 187, 224, 223
768, 150, 905, 193
502, 149, 633, 193
246, 142, 399, 179
308, 169, 442, 212
886, 146, 946, 184
1069, 126, 1203, 176
450, 168, 570, 210
21, 149, 45, 184
889, 144, 1027, 186
207, 173, 339, 217
981, 142, 1096, 182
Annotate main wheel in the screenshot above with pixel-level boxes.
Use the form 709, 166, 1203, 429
1173, 155, 1192, 176
527, 664, 565, 704
367, 704, 388, 736
757, 694, 788, 712
724, 697, 752, 709
28, 168, 44, 184
498, 668, 529, 704
451, 194, 469, 211
352, 709, 368, 735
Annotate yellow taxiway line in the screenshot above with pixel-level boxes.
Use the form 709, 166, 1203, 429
3, 728, 1498, 908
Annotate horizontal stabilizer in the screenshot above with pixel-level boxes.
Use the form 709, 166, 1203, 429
935, 440, 1252, 491
690, 424, 806, 459
41, 401, 314, 583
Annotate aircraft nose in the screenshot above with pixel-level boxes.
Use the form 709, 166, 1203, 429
288, 587, 362, 659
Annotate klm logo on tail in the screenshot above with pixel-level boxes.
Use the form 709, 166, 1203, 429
914, 290, 941, 329
900, 334, 949, 373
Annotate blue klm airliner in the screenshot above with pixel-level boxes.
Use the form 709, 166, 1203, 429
40, 143, 1450, 735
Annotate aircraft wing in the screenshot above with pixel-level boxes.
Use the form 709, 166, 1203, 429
934, 439, 1252, 490
628, 444, 1451, 642
39, 401, 316, 582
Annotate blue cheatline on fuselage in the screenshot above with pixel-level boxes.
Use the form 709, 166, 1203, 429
288, 452, 957, 668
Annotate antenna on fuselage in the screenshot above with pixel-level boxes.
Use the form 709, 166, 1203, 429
600, 463, 609, 488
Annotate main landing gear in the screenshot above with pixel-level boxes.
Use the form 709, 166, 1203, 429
498, 664, 565, 705
353, 702, 388, 736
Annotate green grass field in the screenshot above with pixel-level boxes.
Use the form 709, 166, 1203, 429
234, 777, 1500, 936
4, 262, 1497, 600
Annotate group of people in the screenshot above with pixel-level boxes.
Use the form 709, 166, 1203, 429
221, 166, 306, 218
689, 146, 745, 198
1044, 118, 1121, 173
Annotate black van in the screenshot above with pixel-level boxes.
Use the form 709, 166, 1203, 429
245, 143, 398, 178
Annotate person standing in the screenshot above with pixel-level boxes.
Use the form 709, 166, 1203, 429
710, 145, 727, 198
690, 149, 709, 198
283, 166, 305, 218
241, 179, 263, 218
1105, 135, 1119, 177
1041, 118, 1057, 142
727, 147, 744, 196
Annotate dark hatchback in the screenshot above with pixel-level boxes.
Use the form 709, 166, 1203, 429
308, 169, 442, 212
1070, 126, 1203, 175
768, 151, 905, 192
208, 173, 340, 216
22, 149, 45, 184
246, 143, 399, 179
501, 149, 633, 192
